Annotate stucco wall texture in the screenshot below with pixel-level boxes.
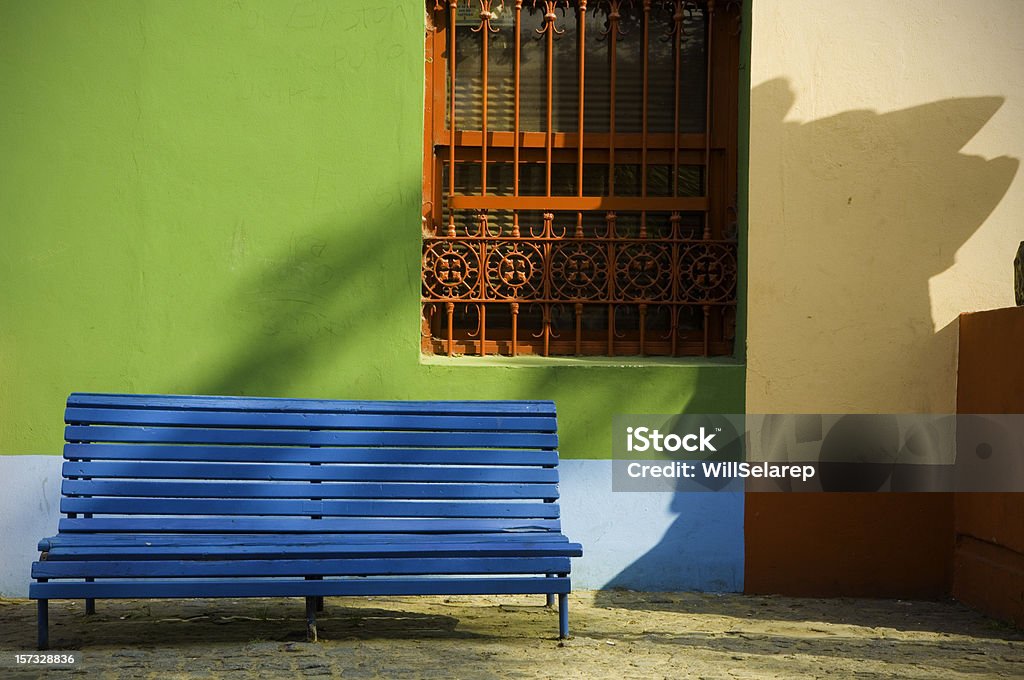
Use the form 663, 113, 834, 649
0, 2, 744, 595
748, 0, 1022, 414
3, 0, 1021, 601
0, 1, 743, 458
745, 0, 1023, 596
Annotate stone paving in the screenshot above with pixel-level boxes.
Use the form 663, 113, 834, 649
1, 591, 1021, 679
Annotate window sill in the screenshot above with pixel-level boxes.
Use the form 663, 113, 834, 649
418, 354, 744, 368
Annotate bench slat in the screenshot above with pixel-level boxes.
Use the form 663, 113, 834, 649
68, 393, 556, 416
58, 517, 561, 533
60, 498, 560, 519
65, 426, 558, 449
40, 541, 583, 561
64, 444, 559, 466
61, 480, 559, 500
62, 461, 558, 483
40, 532, 575, 549
30, 576, 572, 599
33, 557, 572, 578
65, 408, 556, 432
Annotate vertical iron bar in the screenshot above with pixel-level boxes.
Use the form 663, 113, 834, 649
703, 2, 715, 356
543, 305, 551, 356
480, 303, 487, 354
511, 302, 519, 356
703, 304, 711, 356
543, 211, 553, 356
575, 302, 583, 355
606, 211, 616, 356
513, 1, 522, 236
448, 0, 459, 237
607, 301, 614, 355
672, 305, 680, 356
545, 7, 555, 197
639, 303, 647, 355
672, 1, 682, 198
640, 0, 650, 237
608, 4, 618, 196
480, 3, 491, 195
446, 301, 455, 356
602, 303, 610, 356
670, 212, 680, 355
479, 233, 488, 355
704, 0, 714, 225
576, 1, 587, 237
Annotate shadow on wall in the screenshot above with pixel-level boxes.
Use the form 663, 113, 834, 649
597, 412, 745, 595
197, 222, 401, 398
190, 166, 422, 400
743, 79, 1018, 600
747, 78, 1018, 413
599, 80, 1019, 605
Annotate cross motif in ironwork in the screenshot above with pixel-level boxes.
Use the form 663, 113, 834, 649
500, 253, 530, 285
437, 253, 466, 284
630, 252, 658, 283
692, 255, 721, 288
566, 253, 594, 285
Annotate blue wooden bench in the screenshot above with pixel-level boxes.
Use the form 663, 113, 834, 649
30, 393, 582, 648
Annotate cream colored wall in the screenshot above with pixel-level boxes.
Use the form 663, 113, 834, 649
747, 0, 1023, 413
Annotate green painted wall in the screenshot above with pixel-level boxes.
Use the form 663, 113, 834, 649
0, 1, 744, 457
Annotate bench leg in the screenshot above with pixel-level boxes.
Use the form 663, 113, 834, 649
557, 594, 569, 640
305, 576, 324, 612
544, 573, 555, 607
85, 577, 95, 614
38, 600, 49, 650
305, 597, 318, 642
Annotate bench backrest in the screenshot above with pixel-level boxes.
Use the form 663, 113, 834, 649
60, 393, 561, 536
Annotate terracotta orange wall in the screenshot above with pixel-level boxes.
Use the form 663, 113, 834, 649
745, 495, 952, 598
955, 306, 1024, 626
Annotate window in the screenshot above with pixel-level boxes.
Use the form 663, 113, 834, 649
422, 0, 741, 357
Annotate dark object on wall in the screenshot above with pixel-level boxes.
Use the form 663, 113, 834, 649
1015, 241, 1024, 306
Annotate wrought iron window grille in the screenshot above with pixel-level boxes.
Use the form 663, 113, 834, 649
422, 0, 741, 357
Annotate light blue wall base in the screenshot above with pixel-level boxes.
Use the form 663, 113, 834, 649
0, 455, 63, 598
0, 456, 744, 597
559, 460, 744, 592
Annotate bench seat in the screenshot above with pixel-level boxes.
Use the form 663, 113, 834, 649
30, 393, 582, 648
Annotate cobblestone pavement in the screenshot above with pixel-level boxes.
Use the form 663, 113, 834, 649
1, 591, 1021, 679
